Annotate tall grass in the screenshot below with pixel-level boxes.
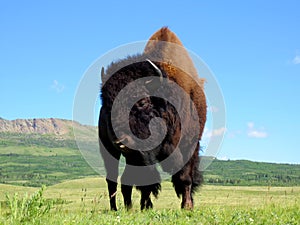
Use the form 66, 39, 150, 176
4, 186, 52, 224
3, 204, 298, 225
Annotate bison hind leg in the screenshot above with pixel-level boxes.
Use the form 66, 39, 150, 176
171, 152, 202, 209
172, 170, 194, 209
136, 183, 161, 210
136, 166, 161, 210
191, 155, 203, 194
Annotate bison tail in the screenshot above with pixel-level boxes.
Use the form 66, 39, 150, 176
191, 149, 203, 193
192, 169, 203, 193
152, 183, 162, 198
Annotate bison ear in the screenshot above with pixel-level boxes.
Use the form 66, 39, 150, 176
101, 67, 105, 81
144, 59, 163, 92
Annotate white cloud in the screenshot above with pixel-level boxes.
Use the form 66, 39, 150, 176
247, 122, 268, 138
51, 80, 65, 93
213, 127, 227, 136
207, 106, 219, 113
227, 130, 242, 138
248, 130, 268, 138
218, 156, 229, 161
204, 127, 226, 139
292, 55, 300, 65
247, 122, 254, 129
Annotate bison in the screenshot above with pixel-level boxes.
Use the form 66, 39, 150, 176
98, 27, 206, 210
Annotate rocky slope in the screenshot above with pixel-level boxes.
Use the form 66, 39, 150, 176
0, 118, 95, 137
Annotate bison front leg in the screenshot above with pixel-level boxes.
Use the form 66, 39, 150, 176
121, 165, 133, 210
106, 179, 118, 211
99, 142, 121, 211
121, 184, 133, 210
104, 158, 120, 210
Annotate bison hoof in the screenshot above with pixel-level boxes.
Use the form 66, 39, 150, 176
141, 200, 153, 210
125, 203, 133, 211
111, 206, 118, 211
181, 201, 193, 210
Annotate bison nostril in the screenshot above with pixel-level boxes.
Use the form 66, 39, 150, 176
115, 140, 122, 144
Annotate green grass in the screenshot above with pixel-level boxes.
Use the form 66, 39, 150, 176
0, 177, 299, 224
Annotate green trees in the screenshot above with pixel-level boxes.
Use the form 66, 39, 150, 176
204, 159, 300, 186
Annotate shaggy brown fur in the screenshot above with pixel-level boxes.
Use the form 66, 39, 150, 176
144, 27, 207, 138
99, 27, 207, 210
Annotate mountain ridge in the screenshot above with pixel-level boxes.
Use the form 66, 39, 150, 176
0, 118, 73, 135
0, 117, 97, 138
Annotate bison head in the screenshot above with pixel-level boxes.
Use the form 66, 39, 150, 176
101, 57, 180, 161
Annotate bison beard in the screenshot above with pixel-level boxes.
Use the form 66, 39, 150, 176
98, 27, 206, 210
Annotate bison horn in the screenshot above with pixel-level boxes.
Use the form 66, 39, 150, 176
146, 59, 163, 83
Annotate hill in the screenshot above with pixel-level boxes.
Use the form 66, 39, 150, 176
0, 118, 98, 186
0, 118, 299, 187
0, 117, 95, 148
0, 117, 95, 138
204, 159, 300, 186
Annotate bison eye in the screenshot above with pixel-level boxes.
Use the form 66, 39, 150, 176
140, 99, 147, 105
136, 99, 150, 110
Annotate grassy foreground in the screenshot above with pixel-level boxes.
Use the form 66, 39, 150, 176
0, 177, 299, 224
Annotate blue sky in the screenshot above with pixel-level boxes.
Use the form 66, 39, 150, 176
1, 1, 299, 164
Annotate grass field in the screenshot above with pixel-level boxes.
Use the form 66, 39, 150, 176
1, 130, 300, 224
0, 177, 299, 224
